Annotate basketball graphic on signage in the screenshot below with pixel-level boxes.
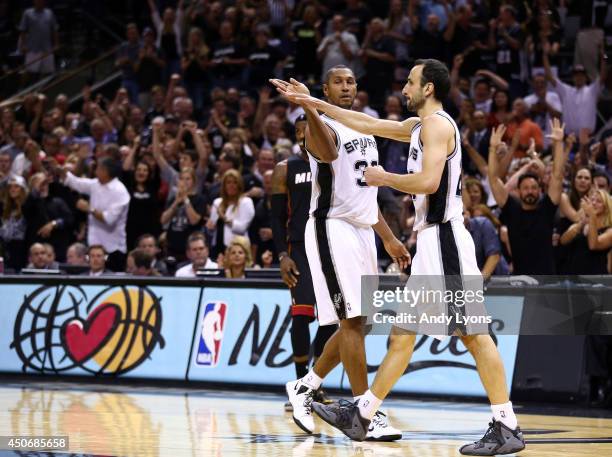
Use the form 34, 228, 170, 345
11, 285, 165, 375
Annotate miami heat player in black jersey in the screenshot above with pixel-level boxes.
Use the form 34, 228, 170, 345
271, 115, 335, 411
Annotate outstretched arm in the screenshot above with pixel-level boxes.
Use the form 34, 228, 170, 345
271, 78, 418, 142
363, 115, 450, 194
547, 118, 565, 205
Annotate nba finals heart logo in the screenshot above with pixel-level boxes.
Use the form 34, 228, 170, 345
10, 285, 165, 375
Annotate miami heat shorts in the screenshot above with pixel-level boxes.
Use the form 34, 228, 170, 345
305, 217, 378, 326
288, 241, 316, 320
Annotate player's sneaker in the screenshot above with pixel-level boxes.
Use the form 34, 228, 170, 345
459, 419, 525, 455
312, 399, 370, 441
286, 379, 315, 433
365, 410, 402, 441
313, 388, 334, 405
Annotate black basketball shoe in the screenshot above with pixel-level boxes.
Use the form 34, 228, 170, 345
312, 399, 370, 442
459, 419, 525, 455
313, 388, 334, 405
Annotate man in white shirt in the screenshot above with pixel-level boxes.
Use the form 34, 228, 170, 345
543, 44, 606, 135
524, 74, 562, 149
317, 15, 360, 82
175, 232, 218, 277
59, 157, 130, 271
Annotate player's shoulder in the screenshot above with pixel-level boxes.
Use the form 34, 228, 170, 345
421, 112, 455, 136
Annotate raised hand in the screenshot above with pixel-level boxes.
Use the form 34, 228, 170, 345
269, 77, 310, 97
546, 118, 565, 143
490, 124, 507, 150
581, 196, 596, 219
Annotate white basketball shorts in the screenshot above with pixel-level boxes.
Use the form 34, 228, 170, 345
305, 217, 378, 326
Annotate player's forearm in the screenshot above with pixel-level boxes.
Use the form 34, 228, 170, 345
304, 107, 338, 162
372, 208, 395, 243
380, 170, 439, 195
481, 254, 500, 280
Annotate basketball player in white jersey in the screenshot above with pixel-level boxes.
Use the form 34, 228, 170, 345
270, 66, 410, 441
277, 60, 526, 455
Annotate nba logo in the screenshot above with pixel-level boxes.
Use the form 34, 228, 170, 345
196, 302, 227, 366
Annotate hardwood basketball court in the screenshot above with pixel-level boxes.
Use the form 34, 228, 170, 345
1, 380, 611, 456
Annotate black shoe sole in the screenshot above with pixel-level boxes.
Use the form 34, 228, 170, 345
292, 415, 313, 434
312, 403, 367, 442
365, 433, 403, 442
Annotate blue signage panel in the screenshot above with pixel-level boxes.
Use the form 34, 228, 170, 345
187, 288, 522, 397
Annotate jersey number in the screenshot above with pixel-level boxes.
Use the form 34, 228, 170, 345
354, 160, 378, 187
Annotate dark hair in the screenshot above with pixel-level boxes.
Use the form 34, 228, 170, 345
129, 248, 154, 269
474, 78, 491, 89
414, 59, 450, 101
99, 157, 121, 179
491, 89, 510, 113
180, 149, 199, 164
187, 232, 207, 249
518, 172, 541, 187
324, 64, 354, 84
294, 114, 307, 124
87, 244, 107, 255
219, 151, 240, 170
593, 170, 610, 186
137, 233, 158, 247
569, 166, 592, 210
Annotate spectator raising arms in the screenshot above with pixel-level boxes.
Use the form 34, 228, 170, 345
59, 157, 131, 272
161, 167, 206, 264
488, 120, 565, 275
560, 190, 612, 274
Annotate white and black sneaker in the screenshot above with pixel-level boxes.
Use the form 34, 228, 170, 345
365, 410, 402, 441
460, 419, 525, 455
286, 379, 315, 433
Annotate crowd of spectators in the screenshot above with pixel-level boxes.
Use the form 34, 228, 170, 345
0, 0, 610, 279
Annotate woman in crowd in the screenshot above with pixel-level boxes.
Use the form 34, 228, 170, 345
224, 235, 253, 279
207, 169, 255, 258
0, 176, 41, 271
161, 167, 206, 263
463, 177, 489, 211
559, 167, 592, 222
560, 189, 612, 275
124, 160, 163, 250
488, 89, 511, 128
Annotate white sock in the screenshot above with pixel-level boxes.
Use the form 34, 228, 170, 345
491, 401, 518, 430
358, 390, 382, 421
302, 369, 322, 390
353, 395, 362, 404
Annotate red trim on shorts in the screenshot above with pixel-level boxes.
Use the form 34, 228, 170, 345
291, 304, 315, 318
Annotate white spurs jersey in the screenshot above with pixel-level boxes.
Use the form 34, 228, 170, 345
408, 110, 464, 231
306, 113, 379, 227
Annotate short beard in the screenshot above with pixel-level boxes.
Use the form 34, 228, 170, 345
407, 93, 424, 112
521, 195, 538, 205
